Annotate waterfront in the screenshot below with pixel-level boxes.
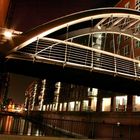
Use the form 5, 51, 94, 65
0, 115, 44, 136
0, 113, 79, 138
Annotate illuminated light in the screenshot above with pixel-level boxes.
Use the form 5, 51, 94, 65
98, 34, 102, 39
135, 95, 140, 104
138, 63, 140, 67
102, 98, 111, 111
4, 30, 12, 39
97, 25, 101, 30
117, 122, 120, 126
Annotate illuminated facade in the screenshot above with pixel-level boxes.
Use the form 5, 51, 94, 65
25, 79, 56, 111
25, 78, 140, 113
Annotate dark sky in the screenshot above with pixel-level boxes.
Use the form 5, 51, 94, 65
7, 0, 120, 104
9, 0, 120, 32
8, 73, 37, 104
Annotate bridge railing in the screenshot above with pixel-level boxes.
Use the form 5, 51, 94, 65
11, 37, 140, 80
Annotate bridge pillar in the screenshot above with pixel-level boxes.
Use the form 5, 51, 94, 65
96, 93, 102, 112
127, 95, 133, 112
111, 96, 115, 112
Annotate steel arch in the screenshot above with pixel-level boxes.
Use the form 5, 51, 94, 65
1, 7, 140, 55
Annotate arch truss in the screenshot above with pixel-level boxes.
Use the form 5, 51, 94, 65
3, 8, 140, 80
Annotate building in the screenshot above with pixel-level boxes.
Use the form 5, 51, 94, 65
25, 77, 140, 113
116, 0, 140, 59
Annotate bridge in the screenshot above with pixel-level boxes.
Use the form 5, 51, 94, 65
1, 7, 140, 94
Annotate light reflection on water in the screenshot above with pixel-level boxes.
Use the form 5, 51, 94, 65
0, 115, 44, 136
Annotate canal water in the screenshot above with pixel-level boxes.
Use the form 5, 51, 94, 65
0, 114, 75, 138
0, 115, 44, 136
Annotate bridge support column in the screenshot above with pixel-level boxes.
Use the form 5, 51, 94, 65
88, 98, 92, 111
111, 96, 115, 112
96, 93, 102, 112
127, 95, 133, 112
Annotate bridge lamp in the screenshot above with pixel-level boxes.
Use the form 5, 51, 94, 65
4, 30, 13, 39
138, 63, 140, 67
97, 25, 101, 30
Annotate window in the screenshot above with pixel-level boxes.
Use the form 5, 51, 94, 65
63, 102, 67, 111
115, 96, 127, 112
68, 101, 75, 111
91, 97, 97, 111
75, 101, 80, 111
125, 2, 130, 8
59, 103, 62, 111
102, 98, 111, 111
135, 24, 140, 33
133, 96, 140, 111
124, 36, 129, 41
135, 40, 140, 48
124, 45, 129, 56
135, 0, 140, 10
82, 100, 89, 111
88, 88, 98, 97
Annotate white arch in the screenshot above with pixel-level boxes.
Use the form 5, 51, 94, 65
1, 7, 140, 56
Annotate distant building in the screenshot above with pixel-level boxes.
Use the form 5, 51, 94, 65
25, 79, 56, 111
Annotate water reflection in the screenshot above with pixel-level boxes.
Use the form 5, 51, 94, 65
0, 115, 44, 136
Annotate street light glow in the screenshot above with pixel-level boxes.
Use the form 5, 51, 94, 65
4, 30, 12, 39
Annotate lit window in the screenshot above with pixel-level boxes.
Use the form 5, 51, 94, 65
68, 101, 75, 111
82, 100, 89, 111
59, 103, 62, 111
43, 105, 46, 111
102, 98, 111, 112
125, 2, 130, 8
88, 88, 98, 97
63, 102, 67, 111
49, 104, 52, 111
91, 97, 97, 111
133, 96, 140, 111
116, 96, 127, 112
75, 101, 80, 111
52, 104, 57, 111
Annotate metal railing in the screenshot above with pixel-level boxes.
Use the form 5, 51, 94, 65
8, 37, 140, 80
1, 113, 140, 139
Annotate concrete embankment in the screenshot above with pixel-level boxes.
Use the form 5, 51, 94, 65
0, 135, 111, 140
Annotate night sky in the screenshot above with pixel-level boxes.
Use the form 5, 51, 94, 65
7, 0, 120, 104
8, 73, 37, 104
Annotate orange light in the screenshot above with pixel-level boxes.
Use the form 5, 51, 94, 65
4, 30, 12, 39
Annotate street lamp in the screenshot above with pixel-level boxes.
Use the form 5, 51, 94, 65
4, 30, 13, 39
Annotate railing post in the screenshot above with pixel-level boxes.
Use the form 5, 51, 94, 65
64, 24, 69, 66
114, 57, 117, 75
